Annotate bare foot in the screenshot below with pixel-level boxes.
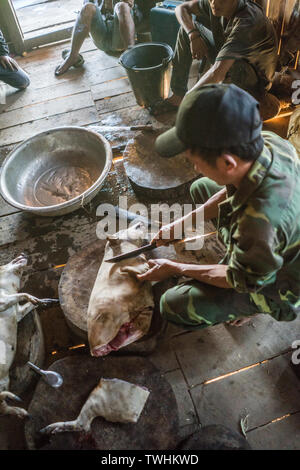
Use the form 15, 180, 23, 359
55, 54, 81, 76
228, 316, 254, 327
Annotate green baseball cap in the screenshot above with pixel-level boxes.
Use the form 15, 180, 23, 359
155, 84, 263, 158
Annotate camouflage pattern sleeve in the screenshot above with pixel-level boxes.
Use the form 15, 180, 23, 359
226, 205, 284, 293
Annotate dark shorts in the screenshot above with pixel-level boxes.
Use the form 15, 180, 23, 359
90, 4, 146, 52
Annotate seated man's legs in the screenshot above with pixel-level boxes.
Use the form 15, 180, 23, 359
55, 1, 135, 75
113, 2, 135, 50
152, 24, 216, 112
55, 2, 99, 76
160, 280, 259, 330
171, 25, 216, 101
159, 176, 260, 330
0, 64, 30, 90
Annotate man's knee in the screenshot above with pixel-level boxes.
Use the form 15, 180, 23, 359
114, 2, 131, 16
18, 74, 30, 90
160, 285, 198, 328
81, 2, 97, 20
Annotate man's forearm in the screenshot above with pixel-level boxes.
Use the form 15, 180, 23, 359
175, 4, 196, 34
174, 263, 231, 288
189, 59, 235, 92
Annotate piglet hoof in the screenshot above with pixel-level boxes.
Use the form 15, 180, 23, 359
0, 392, 29, 419
40, 423, 61, 435
13, 408, 29, 420
38, 298, 60, 308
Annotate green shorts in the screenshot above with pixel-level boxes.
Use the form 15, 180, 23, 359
90, 7, 124, 52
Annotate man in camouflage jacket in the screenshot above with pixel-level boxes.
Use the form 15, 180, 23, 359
138, 84, 300, 328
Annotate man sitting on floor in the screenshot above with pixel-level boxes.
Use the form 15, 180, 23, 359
0, 29, 30, 90
138, 84, 300, 329
153, 0, 280, 120
55, 0, 155, 76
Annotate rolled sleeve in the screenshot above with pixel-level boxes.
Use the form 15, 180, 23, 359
216, 18, 254, 62
226, 210, 284, 293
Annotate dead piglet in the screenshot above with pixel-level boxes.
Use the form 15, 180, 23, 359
0, 254, 58, 418
87, 223, 154, 357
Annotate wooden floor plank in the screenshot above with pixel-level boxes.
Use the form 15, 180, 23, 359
23, 50, 119, 89
171, 315, 300, 387
13, 0, 51, 9
96, 91, 137, 115
91, 77, 131, 101
0, 65, 124, 117
190, 353, 300, 436
3, 79, 89, 113
0, 106, 99, 146
16, 37, 96, 67
0, 195, 20, 218
0, 91, 94, 129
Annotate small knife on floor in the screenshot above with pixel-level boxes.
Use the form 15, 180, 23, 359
105, 232, 216, 263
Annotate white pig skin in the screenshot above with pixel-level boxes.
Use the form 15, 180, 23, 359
0, 254, 56, 418
87, 223, 154, 357
40, 378, 150, 434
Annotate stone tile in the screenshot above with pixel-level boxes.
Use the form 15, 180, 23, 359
190, 353, 300, 434
164, 369, 198, 428
247, 412, 300, 450
172, 315, 300, 387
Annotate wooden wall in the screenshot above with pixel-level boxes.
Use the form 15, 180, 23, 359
255, 0, 300, 69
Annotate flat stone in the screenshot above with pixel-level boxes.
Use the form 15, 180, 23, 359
123, 130, 198, 200
25, 355, 180, 450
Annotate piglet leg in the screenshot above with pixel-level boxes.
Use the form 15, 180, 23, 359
0, 391, 29, 419
16, 297, 59, 322
40, 420, 82, 435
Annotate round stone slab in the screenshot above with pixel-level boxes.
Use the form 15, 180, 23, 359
10, 311, 44, 396
58, 240, 167, 354
25, 355, 179, 450
288, 107, 300, 157
123, 131, 198, 199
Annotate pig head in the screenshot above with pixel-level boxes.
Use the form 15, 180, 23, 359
87, 223, 154, 357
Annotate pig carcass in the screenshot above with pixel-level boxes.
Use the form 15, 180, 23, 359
40, 378, 150, 434
0, 254, 57, 418
87, 223, 154, 357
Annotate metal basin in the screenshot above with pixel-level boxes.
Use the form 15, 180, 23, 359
0, 127, 112, 216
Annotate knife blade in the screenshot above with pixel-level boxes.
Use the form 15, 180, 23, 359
105, 243, 155, 263
105, 231, 216, 263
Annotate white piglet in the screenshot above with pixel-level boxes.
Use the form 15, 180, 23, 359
0, 254, 57, 418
